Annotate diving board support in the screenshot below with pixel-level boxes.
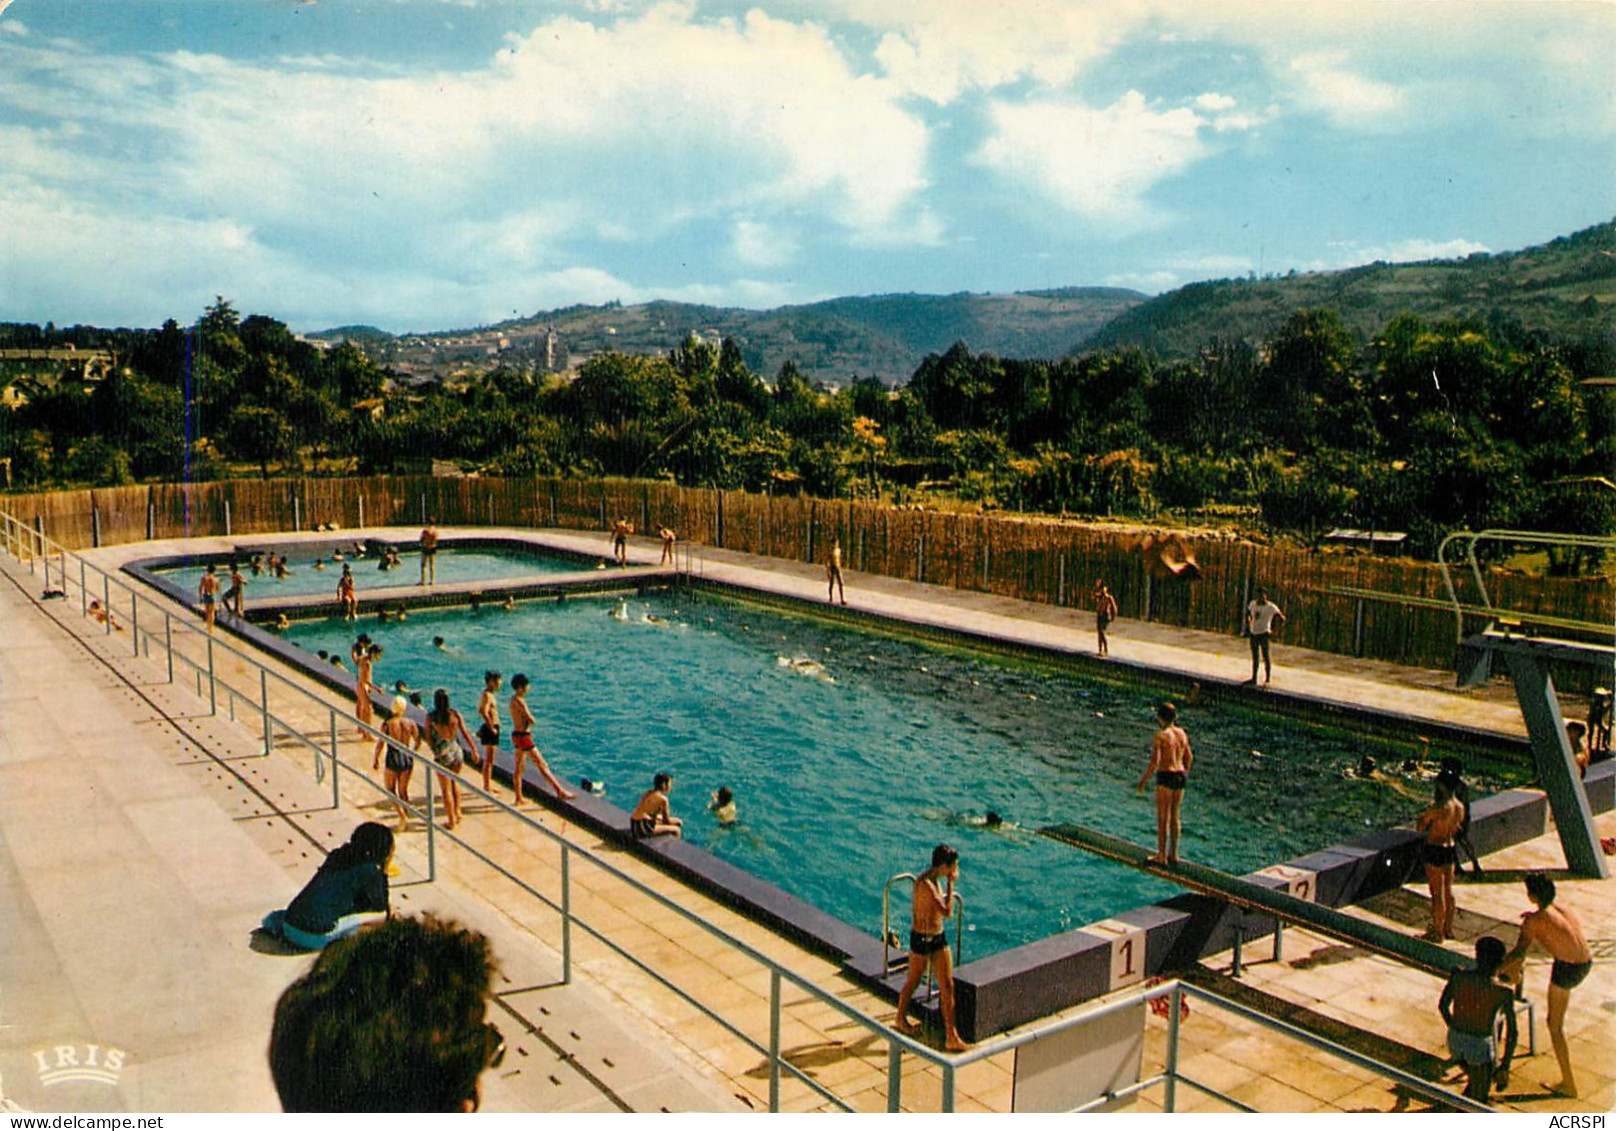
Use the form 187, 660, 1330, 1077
1501, 648, 1609, 878
1041, 824, 1469, 978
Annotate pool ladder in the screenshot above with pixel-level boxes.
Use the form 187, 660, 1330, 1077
881, 872, 964, 994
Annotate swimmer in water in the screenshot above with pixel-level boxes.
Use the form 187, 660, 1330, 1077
610, 598, 629, 621
708, 786, 738, 825
275, 613, 291, 631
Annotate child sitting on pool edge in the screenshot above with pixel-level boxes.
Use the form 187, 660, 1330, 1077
630, 773, 682, 839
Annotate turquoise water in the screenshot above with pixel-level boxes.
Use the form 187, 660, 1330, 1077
278, 594, 1529, 959
160, 545, 582, 600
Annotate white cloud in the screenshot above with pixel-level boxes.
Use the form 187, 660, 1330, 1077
1313, 237, 1490, 271
731, 219, 799, 269
1, 18, 27, 37
1286, 51, 1404, 128
972, 90, 1253, 228
1193, 92, 1236, 112
1103, 269, 1179, 294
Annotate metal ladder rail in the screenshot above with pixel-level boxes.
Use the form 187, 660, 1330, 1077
881, 872, 965, 1000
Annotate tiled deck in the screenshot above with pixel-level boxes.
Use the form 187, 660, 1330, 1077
1, 524, 1609, 1113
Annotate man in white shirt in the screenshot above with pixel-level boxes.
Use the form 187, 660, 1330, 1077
1245, 588, 1286, 686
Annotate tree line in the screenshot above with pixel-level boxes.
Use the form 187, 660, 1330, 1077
2, 297, 1610, 562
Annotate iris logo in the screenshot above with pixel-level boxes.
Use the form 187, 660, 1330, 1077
32, 1044, 127, 1087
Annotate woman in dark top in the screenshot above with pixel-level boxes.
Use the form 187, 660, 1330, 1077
262, 823, 394, 950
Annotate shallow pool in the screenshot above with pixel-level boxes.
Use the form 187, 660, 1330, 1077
279, 593, 1528, 959
158, 544, 582, 600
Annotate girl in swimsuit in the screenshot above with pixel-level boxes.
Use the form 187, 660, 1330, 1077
355, 644, 381, 736
425, 689, 476, 830
372, 696, 420, 832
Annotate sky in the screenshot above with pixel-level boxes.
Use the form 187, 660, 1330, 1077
0, 0, 1612, 334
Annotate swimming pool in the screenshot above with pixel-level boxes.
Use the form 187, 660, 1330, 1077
277, 591, 1531, 960
157, 543, 583, 600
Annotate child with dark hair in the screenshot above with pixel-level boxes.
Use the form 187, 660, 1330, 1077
1438, 936, 1517, 1100
261, 822, 395, 950
1437, 758, 1482, 875
425, 689, 476, 830
475, 671, 502, 797
1500, 873, 1593, 1097
630, 772, 682, 838
507, 674, 574, 804
269, 913, 500, 1111
894, 844, 968, 1051
1135, 701, 1193, 866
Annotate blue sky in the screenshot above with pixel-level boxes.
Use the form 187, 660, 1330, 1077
1, 0, 1611, 334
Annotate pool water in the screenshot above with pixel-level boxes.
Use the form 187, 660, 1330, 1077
279, 594, 1530, 959
159, 545, 582, 600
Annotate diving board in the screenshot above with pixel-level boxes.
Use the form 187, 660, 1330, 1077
1040, 824, 1467, 978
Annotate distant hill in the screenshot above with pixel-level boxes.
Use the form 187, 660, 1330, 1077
1080, 219, 1616, 361
313, 288, 1144, 386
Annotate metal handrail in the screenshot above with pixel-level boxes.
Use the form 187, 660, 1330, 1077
1437, 528, 1616, 644
0, 510, 1498, 1113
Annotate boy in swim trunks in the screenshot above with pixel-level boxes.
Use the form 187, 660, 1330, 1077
1135, 702, 1193, 865
507, 673, 575, 806
419, 520, 439, 585
1416, 781, 1465, 941
476, 671, 501, 797
629, 773, 682, 839
1438, 936, 1517, 1100
1093, 579, 1118, 657
894, 844, 968, 1051
1499, 873, 1593, 1097
199, 564, 220, 632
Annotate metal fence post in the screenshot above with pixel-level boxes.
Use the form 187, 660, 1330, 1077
886, 1041, 902, 1113
260, 669, 273, 755
768, 970, 782, 1112
102, 573, 111, 634
165, 612, 174, 682
80, 559, 87, 616
942, 1063, 955, 1113
561, 844, 573, 985
1165, 984, 1183, 1112
206, 636, 217, 715
329, 709, 341, 809
424, 764, 436, 881
131, 592, 140, 655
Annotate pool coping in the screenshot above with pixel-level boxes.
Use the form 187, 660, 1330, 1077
121, 535, 1605, 1042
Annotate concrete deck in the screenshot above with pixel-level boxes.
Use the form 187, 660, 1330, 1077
1, 524, 1610, 1113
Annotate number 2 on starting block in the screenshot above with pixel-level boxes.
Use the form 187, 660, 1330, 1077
1254, 865, 1317, 902
1086, 918, 1147, 990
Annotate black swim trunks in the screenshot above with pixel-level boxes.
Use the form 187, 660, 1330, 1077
1422, 841, 1457, 868
910, 930, 949, 956
1156, 769, 1187, 791
1550, 958, 1592, 990
477, 722, 500, 746
385, 746, 414, 774
631, 817, 657, 838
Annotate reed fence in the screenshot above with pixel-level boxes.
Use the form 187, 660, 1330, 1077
6, 476, 1609, 689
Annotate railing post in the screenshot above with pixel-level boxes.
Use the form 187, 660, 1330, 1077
164, 612, 174, 683
886, 1041, 902, 1113
424, 763, 436, 881
224, 500, 232, 537
561, 843, 573, 985
768, 970, 782, 1112
260, 669, 273, 756
1231, 913, 1244, 977
102, 573, 111, 634
329, 709, 341, 809
206, 636, 217, 715
79, 559, 87, 616
1165, 984, 1183, 1112
131, 592, 140, 655
942, 1062, 955, 1113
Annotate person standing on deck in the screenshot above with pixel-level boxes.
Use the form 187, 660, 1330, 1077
1244, 588, 1286, 686
475, 671, 502, 798
1417, 782, 1464, 942
1499, 873, 1593, 1098
1438, 936, 1517, 1101
611, 518, 633, 567
507, 674, 574, 805
337, 563, 358, 621
826, 539, 847, 606
1093, 579, 1118, 657
658, 525, 677, 567
224, 562, 247, 620
1135, 702, 1192, 866
199, 564, 220, 632
419, 519, 439, 585
894, 844, 969, 1051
